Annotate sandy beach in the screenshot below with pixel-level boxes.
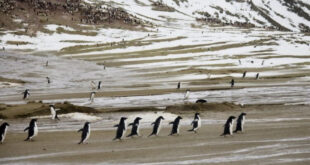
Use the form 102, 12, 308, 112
1, 104, 310, 165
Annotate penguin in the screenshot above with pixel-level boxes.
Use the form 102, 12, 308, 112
242, 71, 247, 78
221, 116, 236, 136
46, 60, 48, 67
97, 81, 102, 90
0, 122, 9, 144
78, 122, 91, 144
234, 113, 247, 133
46, 77, 51, 84
196, 99, 207, 104
177, 82, 181, 89
127, 117, 142, 137
238, 60, 241, 65
89, 92, 96, 103
113, 117, 127, 140
24, 119, 38, 141
22, 89, 30, 99
184, 89, 190, 100
256, 73, 259, 80
169, 116, 182, 136
261, 60, 265, 66
149, 116, 165, 137
49, 105, 60, 120
230, 79, 235, 88
188, 113, 201, 133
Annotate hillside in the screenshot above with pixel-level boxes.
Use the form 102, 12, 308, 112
0, 0, 310, 106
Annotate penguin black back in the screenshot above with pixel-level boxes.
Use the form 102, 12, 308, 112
0, 122, 10, 144
24, 119, 38, 141
169, 116, 182, 135
114, 117, 127, 140
196, 99, 207, 104
78, 122, 90, 144
149, 116, 164, 137
221, 116, 236, 136
234, 113, 247, 133
127, 117, 142, 137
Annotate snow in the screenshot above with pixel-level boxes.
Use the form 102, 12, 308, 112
59, 112, 101, 121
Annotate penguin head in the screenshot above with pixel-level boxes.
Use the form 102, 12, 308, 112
229, 116, 236, 120
30, 119, 37, 124
136, 117, 142, 121
241, 112, 247, 116
195, 112, 200, 117
177, 116, 182, 120
2, 122, 9, 127
49, 105, 54, 108
121, 117, 127, 121
85, 122, 90, 125
158, 116, 165, 120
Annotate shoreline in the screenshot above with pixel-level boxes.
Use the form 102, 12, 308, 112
0, 104, 309, 164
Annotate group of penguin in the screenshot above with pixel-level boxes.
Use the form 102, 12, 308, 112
0, 109, 247, 144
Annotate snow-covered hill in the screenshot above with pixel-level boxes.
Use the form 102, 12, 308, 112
106, 0, 310, 32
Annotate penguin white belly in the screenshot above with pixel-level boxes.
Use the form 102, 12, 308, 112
177, 125, 180, 134
241, 116, 245, 131
85, 128, 90, 142
137, 125, 140, 136
51, 108, 56, 119
121, 121, 127, 138
90, 95, 94, 102
197, 118, 201, 129
34, 124, 38, 137
229, 121, 233, 135
156, 121, 162, 135
2, 127, 7, 142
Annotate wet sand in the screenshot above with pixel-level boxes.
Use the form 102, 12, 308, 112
1, 104, 310, 165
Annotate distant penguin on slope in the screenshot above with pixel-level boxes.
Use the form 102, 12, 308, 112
127, 117, 142, 137
230, 79, 235, 88
24, 119, 38, 141
113, 117, 127, 140
169, 116, 182, 136
78, 122, 91, 144
188, 113, 201, 133
234, 113, 247, 133
0, 122, 9, 144
46, 77, 51, 84
177, 82, 181, 89
242, 71, 247, 78
89, 92, 96, 103
149, 116, 165, 137
49, 105, 60, 120
221, 116, 236, 136
256, 73, 259, 80
97, 81, 102, 90
22, 89, 30, 100
196, 99, 207, 104
184, 89, 190, 100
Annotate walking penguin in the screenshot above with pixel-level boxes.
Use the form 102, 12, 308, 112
127, 117, 142, 137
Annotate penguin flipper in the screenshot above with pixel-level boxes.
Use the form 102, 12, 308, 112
77, 128, 83, 132
55, 114, 60, 120
24, 127, 29, 132
151, 122, 155, 125
169, 122, 174, 125
114, 124, 119, 127
128, 123, 133, 126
